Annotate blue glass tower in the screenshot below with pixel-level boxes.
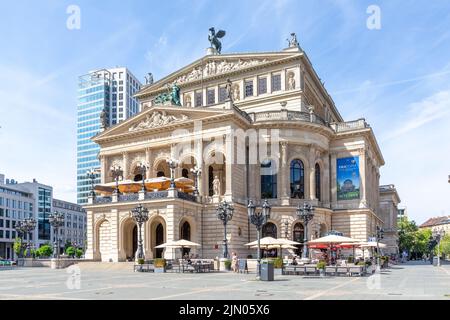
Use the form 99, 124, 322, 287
76, 68, 142, 204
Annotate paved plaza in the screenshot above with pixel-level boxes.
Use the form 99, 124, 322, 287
0, 261, 449, 300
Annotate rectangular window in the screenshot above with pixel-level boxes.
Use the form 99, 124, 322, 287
0, 230, 3, 238
195, 91, 203, 107
6, 231, 10, 239
271, 74, 281, 91
0, 219, 3, 227
258, 77, 267, 95
245, 80, 253, 97
207, 88, 215, 105
218, 87, 227, 102
6, 220, 10, 228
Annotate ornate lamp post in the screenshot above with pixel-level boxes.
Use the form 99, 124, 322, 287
14, 221, 27, 259
284, 220, 289, 238
131, 204, 149, 260
296, 202, 315, 260
166, 158, 178, 189
22, 218, 37, 258
216, 201, 234, 259
190, 166, 201, 196
247, 199, 271, 278
86, 169, 97, 198
138, 162, 149, 192
375, 225, 384, 267
49, 211, 65, 259
110, 165, 123, 194
432, 228, 445, 267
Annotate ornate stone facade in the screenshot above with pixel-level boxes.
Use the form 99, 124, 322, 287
83, 45, 399, 262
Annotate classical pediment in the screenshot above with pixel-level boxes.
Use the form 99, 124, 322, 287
92, 104, 239, 143
136, 51, 302, 98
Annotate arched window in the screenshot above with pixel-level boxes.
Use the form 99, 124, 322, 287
293, 223, 305, 256
182, 168, 189, 178
133, 174, 143, 182
181, 221, 191, 240
315, 163, 321, 200
261, 160, 277, 199
157, 171, 165, 177
290, 159, 304, 198
262, 222, 277, 238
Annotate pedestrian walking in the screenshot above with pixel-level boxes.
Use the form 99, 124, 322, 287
231, 252, 238, 272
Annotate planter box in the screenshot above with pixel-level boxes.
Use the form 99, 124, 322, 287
260, 263, 274, 281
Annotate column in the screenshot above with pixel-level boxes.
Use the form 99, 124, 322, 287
84, 211, 95, 260
100, 155, 107, 183
122, 152, 129, 180
225, 133, 233, 199
164, 204, 176, 260
322, 153, 330, 207
309, 145, 316, 200
359, 148, 367, 208
195, 139, 204, 196
280, 142, 289, 205
109, 209, 120, 262
330, 153, 337, 207
145, 148, 152, 178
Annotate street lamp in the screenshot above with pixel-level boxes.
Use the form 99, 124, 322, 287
284, 220, 289, 238
296, 202, 315, 260
110, 165, 123, 194
190, 166, 201, 196
432, 228, 445, 267
131, 204, 149, 260
137, 162, 149, 192
216, 201, 234, 259
86, 169, 97, 198
14, 221, 27, 259
375, 226, 384, 267
166, 158, 179, 189
49, 211, 65, 259
247, 199, 271, 279
22, 218, 37, 258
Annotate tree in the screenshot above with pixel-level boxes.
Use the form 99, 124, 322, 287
66, 246, 75, 258
398, 218, 418, 254
438, 234, 450, 258
13, 238, 23, 257
37, 245, 53, 258
75, 248, 84, 259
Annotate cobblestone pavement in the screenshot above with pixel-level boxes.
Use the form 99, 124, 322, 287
0, 261, 449, 300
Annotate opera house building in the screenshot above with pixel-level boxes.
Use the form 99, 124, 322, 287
84, 36, 399, 262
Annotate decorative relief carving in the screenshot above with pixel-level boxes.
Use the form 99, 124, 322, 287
129, 111, 189, 132
287, 71, 296, 90
174, 59, 268, 84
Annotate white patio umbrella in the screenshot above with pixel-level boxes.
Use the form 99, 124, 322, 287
308, 234, 359, 244
246, 237, 301, 258
361, 241, 387, 248
154, 240, 182, 260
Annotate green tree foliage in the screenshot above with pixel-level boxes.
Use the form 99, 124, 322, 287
438, 234, 450, 257
66, 246, 75, 257
37, 245, 53, 258
398, 218, 432, 257
75, 248, 84, 258
13, 238, 23, 256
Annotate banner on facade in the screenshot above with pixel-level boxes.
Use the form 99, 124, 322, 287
337, 156, 360, 200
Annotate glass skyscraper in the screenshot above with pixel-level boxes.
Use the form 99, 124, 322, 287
77, 68, 142, 204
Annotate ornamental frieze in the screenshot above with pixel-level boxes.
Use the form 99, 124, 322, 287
175, 59, 268, 84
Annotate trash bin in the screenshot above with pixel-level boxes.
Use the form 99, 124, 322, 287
432, 256, 439, 266
260, 262, 274, 281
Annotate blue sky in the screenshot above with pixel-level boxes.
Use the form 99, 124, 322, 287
0, 0, 449, 224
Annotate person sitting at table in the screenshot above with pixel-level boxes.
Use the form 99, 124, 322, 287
291, 256, 298, 265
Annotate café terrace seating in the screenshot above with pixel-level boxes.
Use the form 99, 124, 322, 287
282, 261, 366, 277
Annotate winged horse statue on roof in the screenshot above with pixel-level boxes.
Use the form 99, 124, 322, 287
208, 27, 226, 54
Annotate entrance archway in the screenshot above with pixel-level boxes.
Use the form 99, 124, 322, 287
262, 222, 277, 257
155, 223, 164, 258
180, 221, 191, 257
121, 219, 138, 261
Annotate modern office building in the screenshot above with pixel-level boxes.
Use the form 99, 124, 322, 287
53, 199, 87, 251
77, 67, 142, 204
0, 174, 85, 259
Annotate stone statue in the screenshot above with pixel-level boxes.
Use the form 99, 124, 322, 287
226, 79, 232, 100
287, 32, 299, 48
232, 84, 240, 101
208, 27, 226, 54
213, 176, 221, 196
100, 108, 108, 129
170, 83, 181, 106
287, 72, 296, 90
145, 72, 154, 85
184, 94, 192, 107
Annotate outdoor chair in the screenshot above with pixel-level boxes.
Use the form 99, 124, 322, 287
325, 266, 337, 276
336, 266, 349, 276
305, 265, 317, 275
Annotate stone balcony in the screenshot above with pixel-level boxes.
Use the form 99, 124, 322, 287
88, 189, 198, 206
248, 109, 326, 126
330, 118, 369, 133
